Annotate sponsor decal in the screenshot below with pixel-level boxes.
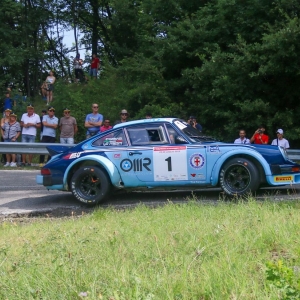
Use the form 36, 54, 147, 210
208, 146, 220, 153
274, 175, 293, 182
69, 152, 82, 159
120, 158, 151, 172
114, 153, 121, 159
190, 173, 205, 179
189, 153, 205, 169
103, 138, 123, 146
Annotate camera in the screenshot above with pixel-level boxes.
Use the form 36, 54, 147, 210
189, 120, 194, 126
258, 129, 262, 133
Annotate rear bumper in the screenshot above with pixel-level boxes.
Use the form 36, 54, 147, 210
36, 175, 65, 190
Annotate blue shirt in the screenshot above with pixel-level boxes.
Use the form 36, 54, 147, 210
85, 113, 103, 134
3, 97, 13, 111
42, 115, 58, 137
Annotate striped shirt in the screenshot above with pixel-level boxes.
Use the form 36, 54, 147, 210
2, 121, 21, 139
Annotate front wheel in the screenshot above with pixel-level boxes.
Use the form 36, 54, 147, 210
219, 158, 260, 196
71, 166, 111, 205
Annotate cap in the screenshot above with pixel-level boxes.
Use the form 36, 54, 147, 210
189, 116, 196, 119
120, 109, 128, 114
277, 129, 283, 134
27, 103, 34, 108
4, 108, 12, 112
48, 106, 55, 111
63, 108, 71, 112
41, 109, 47, 113
10, 112, 17, 117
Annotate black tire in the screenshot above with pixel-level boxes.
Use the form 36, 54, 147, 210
71, 166, 111, 205
219, 158, 260, 196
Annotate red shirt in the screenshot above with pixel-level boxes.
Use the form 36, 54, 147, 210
100, 125, 112, 132
253, 133, 269, 144
91, 57, 100, 69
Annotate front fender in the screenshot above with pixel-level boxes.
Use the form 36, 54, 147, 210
210, 148, 272, 186
63, 155, 122, 187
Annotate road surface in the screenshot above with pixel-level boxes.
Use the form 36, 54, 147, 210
0, 170, 299, 217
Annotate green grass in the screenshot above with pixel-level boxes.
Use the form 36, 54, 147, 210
0, 199, 299, 299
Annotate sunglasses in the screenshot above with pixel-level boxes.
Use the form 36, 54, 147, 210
64, 111, 70, 114
121, 113, 128, 116
93, 106, 98, 108
49, 110, 55, 112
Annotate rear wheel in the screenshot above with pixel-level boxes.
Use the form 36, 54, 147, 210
71, 166, 111, 205
220, 158, 260, 196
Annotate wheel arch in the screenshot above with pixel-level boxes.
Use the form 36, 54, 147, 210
63, 155, 122, 190
211, 151, 270, 186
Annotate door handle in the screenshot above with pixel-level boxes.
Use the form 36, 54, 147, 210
129, 152, 142, 156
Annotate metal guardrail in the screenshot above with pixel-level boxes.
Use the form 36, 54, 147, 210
0, 142, 74, 155
0, 143, 300, 160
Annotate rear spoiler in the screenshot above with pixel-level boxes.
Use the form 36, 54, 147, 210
47, 145, 74, 156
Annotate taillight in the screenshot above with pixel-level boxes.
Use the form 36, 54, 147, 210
292, 166, 300, 172
41, 168, 51, 175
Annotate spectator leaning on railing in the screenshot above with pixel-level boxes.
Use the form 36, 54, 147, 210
271, 129, 290, 149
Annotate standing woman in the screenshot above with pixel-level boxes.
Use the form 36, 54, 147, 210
46, 70, 56, 105
1, 109, 12, 164
1, 112, 21, 167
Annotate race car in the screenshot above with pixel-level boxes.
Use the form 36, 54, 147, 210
36, 118, 300, 205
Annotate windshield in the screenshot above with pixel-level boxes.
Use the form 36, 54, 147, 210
173, 119, 218, 143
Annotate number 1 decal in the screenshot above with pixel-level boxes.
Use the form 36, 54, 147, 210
165, 156, 172, 171
153, 146, 188, 181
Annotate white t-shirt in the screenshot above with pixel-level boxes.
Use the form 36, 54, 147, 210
234, 138, 250, 144
21, 113, 41, 136
271, 138, 290, 149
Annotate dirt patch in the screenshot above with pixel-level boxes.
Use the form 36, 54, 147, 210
0, 207, 95, 223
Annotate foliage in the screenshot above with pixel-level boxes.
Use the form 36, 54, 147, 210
0, 199, 300, 299
266, 260, 300, 299
2, 0, 300, 145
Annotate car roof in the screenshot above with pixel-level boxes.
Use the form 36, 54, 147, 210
113, 118, 177, 128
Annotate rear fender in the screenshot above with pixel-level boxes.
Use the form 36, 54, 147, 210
210, 149, 272, 186
63, 155, 122, 187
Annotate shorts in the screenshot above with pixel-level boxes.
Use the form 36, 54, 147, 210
89, 68, 98, 77
47, 84, 54, 91
75, 69, 84, 79
4, 138, 15, 142
22, 134, 36, 143
60, 137, 74, 144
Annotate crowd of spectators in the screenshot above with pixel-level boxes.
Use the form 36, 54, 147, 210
0, 85, 292, 168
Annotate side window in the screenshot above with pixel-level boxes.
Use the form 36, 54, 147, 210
92, 129, 128, 146
127, 128, 150, 145
127, 125, 169, 145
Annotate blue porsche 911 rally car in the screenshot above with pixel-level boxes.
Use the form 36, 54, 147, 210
36, 118, 300, 205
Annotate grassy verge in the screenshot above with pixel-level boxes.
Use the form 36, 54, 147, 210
0, 199, 299, 299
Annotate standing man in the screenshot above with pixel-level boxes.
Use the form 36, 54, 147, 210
39, 106, 58, 165
100, 119, 112, 132
250, 125, 269, 144
234, 129, 250, 144
59, 108, 78, 144
188, 116, 203, 133
271, 129, 290, 149
20, 104, 41, 166
89, 53, 100, 79
84, 103, 103, 138
114, 109, 129, 125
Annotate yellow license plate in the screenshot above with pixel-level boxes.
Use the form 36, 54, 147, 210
274, 175, 294, 182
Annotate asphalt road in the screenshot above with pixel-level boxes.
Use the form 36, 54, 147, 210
1, 170, 300, 217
